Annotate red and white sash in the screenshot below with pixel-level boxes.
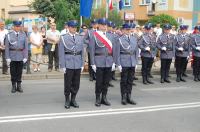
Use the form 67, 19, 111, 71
93, 31, 112, 53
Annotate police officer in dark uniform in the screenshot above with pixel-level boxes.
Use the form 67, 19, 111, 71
190, 25, 200, 81
157, 24, 176, 83
84, 19, 98, 81
175, 25, 190, 82
89, 18, 116, 107
59, 20, 85, 109
138, 23, 157, 84
5, 20, 28, 93
115, 23, 138, 105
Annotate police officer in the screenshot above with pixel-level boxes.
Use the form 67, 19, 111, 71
0, 19, 8, 75
59, 20, 85, 109
175, 25, 190, 82
190, 25, 200, 81
5, 20, 28, 93
84, 19, 98, 81
157, 24, 176, 83
138, 23, 157, 84
89, 18, 116, 107
115, 23, 138, 105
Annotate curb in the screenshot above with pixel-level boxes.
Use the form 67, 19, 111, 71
0, 69, 193, 81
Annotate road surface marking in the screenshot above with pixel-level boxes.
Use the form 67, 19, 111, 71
0, 102, 200, 123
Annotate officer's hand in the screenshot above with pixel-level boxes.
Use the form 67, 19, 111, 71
118, 65, 122, 72
6, 59, 11, 65
196, 47, 200, 51
187, 56, 190, 60
145, 47, 150, 51
111, 63, 115, 71
91, 65, 96, 73
81, 67, 84, 72
161, 47, 166, 51
62, 68, 66, 74
178, 47, 183, 51
23, 58, 27, 63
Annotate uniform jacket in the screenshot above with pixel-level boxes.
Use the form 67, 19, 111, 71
138, 32, 157, 58
59, 33, 85, 69
89, 31, 115, 68
190, 34, 200, 57
175, 33, 191, 57
115, 34, 139, 67
156, 33, 176, 59
5, 31, 28, 61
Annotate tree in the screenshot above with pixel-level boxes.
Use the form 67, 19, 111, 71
148, 14, 179, 28
31, 0, 80, 30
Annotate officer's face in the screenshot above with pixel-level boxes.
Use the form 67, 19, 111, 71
92, 24, 98, 29
68, 26, 77, 34
98, 24, 107, 32
181, 29, 187, 33
123, 29, 130, 35
14, 25, 21, 32
164, 29, 170, 34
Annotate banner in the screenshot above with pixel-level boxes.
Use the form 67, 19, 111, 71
80, 0, 93, 18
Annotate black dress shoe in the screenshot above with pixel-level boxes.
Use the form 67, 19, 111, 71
133, 76, 138, 80
65, 96, 70, 109
17, 83, 23, 93
194, 77, 199, 82
108, 83, 114, 87
101, 94, 111, 106
127, 94, 137, 105
164, 79, 171, 83
89, 76, 93, 81
176, 77, 180, 82
121, 94, 127, 105
182, 73, 188, 77
160, 79, 164, 83
70, 101, 79, 108
112, 77, 117, 81
11, 82, 16, 93
147, 79, 154, 84
149, 74, 154, 78
95, 95, 101, 107
180, 78, 186, 82
3, 72, 8, 75
132, 82, 136, 86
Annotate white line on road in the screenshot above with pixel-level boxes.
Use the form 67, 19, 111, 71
140, 86, 188, 91
0, 102, 200, 123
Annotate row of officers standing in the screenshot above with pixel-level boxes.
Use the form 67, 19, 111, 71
4, 19, 200, 109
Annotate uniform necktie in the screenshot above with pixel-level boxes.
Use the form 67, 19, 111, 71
16, 33, 19, 37
128, 35, 130, 41
73, 35, 75, 41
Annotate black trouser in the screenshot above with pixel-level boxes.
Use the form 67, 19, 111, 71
141, 57, 154, 78
193, 56, 200, 77
10, 61, 23, 83
95, 67, 112, 95
48, 44, 59, 70
161, 59, 172, 80
26, 51, 31, 73
183, 59, 188, 74
88, 52, 95, 79
64, 68, 81, 96
175, 56, 187, 76
0, 50, 8, 73
120, 67, 135, 95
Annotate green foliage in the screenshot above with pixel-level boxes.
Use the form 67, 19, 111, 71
5, 19, 13, 25
31, 0, 80, 30
148, 14, 179, 28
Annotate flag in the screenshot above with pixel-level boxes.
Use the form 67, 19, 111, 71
80, 0, 93, 18
109, 0, 113, 10
119, 0, 123, 10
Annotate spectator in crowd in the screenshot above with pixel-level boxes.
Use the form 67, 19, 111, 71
40, 27, 48, 55
170, 25, 177, 35
30, 25, 43, 72
60, 22, 69, 35
46, 23, 60, 72
0, 19, 8, 75
154, 23, 162, 40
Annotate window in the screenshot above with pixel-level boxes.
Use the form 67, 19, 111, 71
124, 0, 131, 6
140, 0, 151, 5
93, 0, 102, 9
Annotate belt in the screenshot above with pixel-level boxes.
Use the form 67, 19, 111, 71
95, 53, 112, 56
10, 49, 23, 51
120, 52, 134, 55
65, 51, 82, 55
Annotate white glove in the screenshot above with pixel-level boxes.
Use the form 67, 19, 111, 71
23, 58, 27, 63
145, 47, 150, 51
111, 63, 115, 71
81, 67, 84, 72
118, 65, 122, 72
135, 65, 138, 70
161, 47, 166, 51
6, 59, 11, 65
178, 47, 184, 51
62, 68, 66, 73
187, 56, 190, 60
196, 47, 200, 51
91, 65, 96, 73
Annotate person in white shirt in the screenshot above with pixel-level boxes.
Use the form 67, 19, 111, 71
0, 19, 9, 74
30, 25, 43, 72
46, 23, 60, 72
154, 23, 162, 40
60, 22, 69, 35
170, 25, 177, 35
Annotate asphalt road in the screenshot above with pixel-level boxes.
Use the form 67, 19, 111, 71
0, 75, 200, 132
